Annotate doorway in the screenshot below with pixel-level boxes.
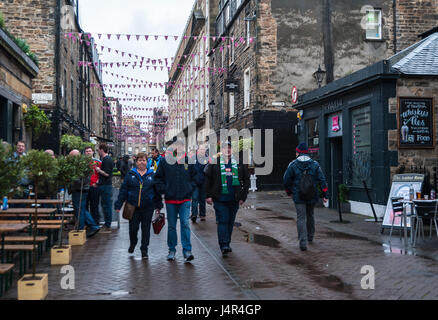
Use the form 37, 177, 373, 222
329, 137, 343, 209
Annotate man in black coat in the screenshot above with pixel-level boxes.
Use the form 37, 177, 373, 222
205, 141, 250, 256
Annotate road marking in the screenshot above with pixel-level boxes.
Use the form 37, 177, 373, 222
191, 230, 260, 300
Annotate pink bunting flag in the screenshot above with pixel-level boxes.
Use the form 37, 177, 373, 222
174, 36, 178, 41
116, 34, 121, 40
154, 35, 159, 40
136, 35, 140, 41
98, 34, 102, 39
126, 35, 131, 41
107, 34, 112, 40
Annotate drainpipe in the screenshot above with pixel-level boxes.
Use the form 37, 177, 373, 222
393, 0, 397, 54
55, 0, 61, 154
322, 0, 334, 83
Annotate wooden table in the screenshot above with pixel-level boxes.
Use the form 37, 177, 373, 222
8, 199, 71, 205
0, 208, 57, 215
0, 224, 29, 263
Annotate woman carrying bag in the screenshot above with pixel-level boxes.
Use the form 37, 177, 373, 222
115, 153, 163, 259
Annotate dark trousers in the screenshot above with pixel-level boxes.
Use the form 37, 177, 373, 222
87, 186, 100, 224
191, 183, 206, 217
129, 207, 154, 252
294, 202, 315, 248
213, 201, 239, 249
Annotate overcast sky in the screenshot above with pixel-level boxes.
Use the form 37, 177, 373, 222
78, 0, 196, 130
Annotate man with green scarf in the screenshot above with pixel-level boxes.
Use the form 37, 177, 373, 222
205, 141, 250, 256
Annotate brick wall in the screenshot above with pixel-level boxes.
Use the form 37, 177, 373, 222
395, 0, 438, 51
0, 0, 57, 107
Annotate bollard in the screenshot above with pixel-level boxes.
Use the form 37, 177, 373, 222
249, 174, 257, 192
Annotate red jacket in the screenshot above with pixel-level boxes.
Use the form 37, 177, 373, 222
90, 159, 102, 186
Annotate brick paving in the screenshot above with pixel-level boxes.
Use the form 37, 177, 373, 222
1, 190, 438, 300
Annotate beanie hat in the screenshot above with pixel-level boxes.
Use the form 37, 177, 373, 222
296, 143, 308, 154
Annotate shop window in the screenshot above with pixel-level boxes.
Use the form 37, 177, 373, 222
350, 105, 372, 187
365, 9, 382, 40
307, 118, 319, 161
229, 93, 235, 118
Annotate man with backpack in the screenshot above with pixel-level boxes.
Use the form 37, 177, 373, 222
283, 143, 328, 251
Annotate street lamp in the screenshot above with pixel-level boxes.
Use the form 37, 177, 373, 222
313, 64, 326, 88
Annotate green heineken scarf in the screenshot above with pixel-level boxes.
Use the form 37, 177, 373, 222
220, 157, 240, 194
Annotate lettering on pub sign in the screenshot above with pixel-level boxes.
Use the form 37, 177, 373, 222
398, 97, 434, 148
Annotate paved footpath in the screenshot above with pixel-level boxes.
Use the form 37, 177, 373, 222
1, 191, 438, 300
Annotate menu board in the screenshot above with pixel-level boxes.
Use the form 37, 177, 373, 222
381, 174, 424, 230
399, 98, 434, 148
352, 105, 371, 155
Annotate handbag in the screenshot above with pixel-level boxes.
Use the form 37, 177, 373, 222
122, 201, 135, 220
152, 212, 165, 234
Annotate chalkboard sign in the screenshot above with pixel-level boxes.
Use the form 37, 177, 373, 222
399, 97, 434, 148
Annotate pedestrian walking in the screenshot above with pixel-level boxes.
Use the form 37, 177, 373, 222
190, 144, 208, 223
205, 141, 250, 257
147, 147, 162, 173
69, 150, 100, 238
96, 143, 113, 232
154, 138, 200, 262
115, 153, 163, 259
283, 143, 328, 251
119, 154, 132, 179
85, 146, 101, 224
11, 141, 30, 207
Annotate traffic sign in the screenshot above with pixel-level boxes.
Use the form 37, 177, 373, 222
291, 86, 298, 104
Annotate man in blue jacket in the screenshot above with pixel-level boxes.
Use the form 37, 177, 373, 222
154, 138, 200, 262
283, 143, 328, 251
115, 153, 163, 259
147, 147, 162, 174
190, 144, 208, 223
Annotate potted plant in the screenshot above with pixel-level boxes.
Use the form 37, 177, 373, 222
0, 140, 23, 203
50, 155, 80, 264
18, 150, 58, 300
23, 105, 51, 144
68, 154, 93, 246
338, 184, 350, 213
60, 134, 84, 155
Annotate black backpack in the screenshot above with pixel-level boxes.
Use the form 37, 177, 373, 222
299, 167, 316, 201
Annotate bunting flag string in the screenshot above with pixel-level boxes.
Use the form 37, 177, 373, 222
65, 31, 255, 43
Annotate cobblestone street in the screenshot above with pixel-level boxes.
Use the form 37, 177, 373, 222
2, 191, 438, 300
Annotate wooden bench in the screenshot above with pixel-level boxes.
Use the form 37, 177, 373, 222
0, 220, 68, 225
4, 236, 48, 242
0, 214, 74, 218
0, 263, 14, 296
2, 245, 36, 276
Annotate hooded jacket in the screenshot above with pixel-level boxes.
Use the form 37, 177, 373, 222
114, 167, 163, 211
283, 155, 328, 204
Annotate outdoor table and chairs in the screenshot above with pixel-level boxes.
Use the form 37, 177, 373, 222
389, 197, 438, 247
8, 199, 71, 205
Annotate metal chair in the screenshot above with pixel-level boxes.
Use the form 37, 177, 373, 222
389, 197, 405, 241
413, 200, 438, 244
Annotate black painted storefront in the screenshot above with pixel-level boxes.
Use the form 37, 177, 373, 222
295, 61, 399, 211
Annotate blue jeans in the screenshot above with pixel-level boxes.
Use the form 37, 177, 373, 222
98, 185, 113, 228
213, 201, 239, 249
191, 184, 206, 218
166, 202, 192, 253
72, 191, 99, 231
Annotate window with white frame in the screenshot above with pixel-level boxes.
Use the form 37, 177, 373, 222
244, 68, 251, 109
229, 93, 235, 117
365, 9, 382, 40
246, 20, 251, 46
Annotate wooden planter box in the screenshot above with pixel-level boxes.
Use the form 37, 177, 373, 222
68, 230, 86, 246
18, 274, 48, 300
50, 245, 72, 265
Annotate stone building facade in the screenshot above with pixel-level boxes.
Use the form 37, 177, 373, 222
165, 0, 220, 151
0, 0, 112, 154
0, 27, 39, 148
209, 0, 438, 189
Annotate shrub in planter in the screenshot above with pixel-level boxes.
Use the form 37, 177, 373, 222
0, 140, 23, 199
23, 105, 51, 140
338, 184, 350, 212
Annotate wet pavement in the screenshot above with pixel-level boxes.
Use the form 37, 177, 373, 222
1, 190, 438, 300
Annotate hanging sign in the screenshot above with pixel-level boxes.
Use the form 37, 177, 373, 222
332, 115, 340, 132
